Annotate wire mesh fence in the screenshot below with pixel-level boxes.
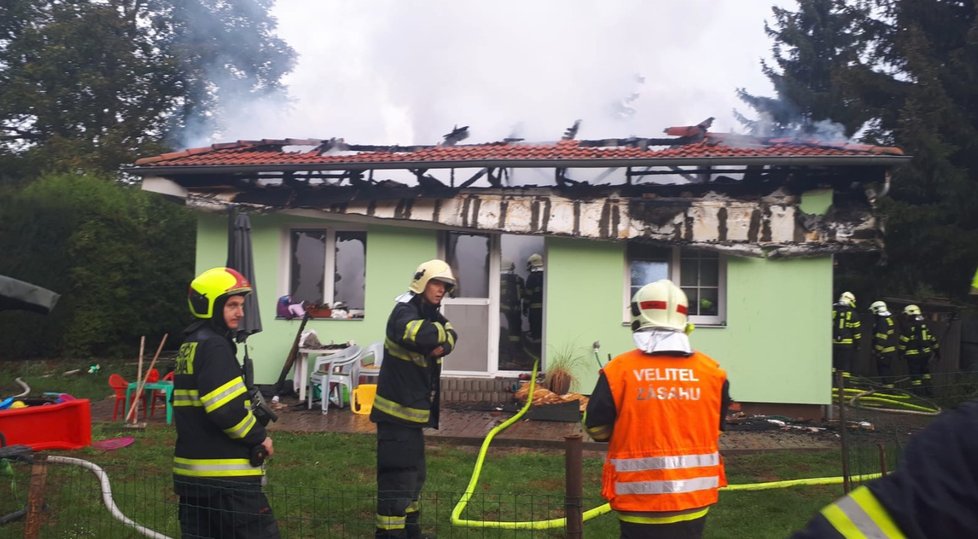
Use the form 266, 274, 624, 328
836, 369, 978, 490
2, 456, 611, 538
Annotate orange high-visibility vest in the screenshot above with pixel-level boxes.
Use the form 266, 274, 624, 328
601, 349, 727, 513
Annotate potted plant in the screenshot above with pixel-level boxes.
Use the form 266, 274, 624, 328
543, 343, 586, 395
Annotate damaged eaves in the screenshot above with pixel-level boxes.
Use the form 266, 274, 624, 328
130, 133, 910, 259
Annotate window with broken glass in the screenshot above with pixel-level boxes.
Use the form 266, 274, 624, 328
289, 229, 366, 317
627, 243, 725, 326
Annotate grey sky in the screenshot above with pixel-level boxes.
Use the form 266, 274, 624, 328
221, 1, 791, 146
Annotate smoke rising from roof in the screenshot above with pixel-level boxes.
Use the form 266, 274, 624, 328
213, 0, 792, 147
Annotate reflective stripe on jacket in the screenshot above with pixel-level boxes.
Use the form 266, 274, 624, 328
832, 304, 862, 346
370, 294, 457, 429
899, 320, 939, 357
599, 349, 727, 513
172, 321, 266, 481
872, 315, 898, 355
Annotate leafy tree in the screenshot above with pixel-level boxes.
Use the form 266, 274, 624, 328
742, 0, 978, 300
736, 0, 870, 137
0, 0, 295, 176
0, 173, 195, 358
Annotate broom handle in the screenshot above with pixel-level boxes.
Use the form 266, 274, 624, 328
126, 334, 169, 422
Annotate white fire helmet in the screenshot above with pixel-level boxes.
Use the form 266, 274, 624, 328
408, 259, 457, 294
839, 291, 856, 308
869, 301, 890, 316
501, 258, 515, 273
526, 253, 544, 271
630, 279, 689, 333
903, 304, 922, 317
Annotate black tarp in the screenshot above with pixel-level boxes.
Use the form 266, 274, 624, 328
226, 207, 262, 343
0, 275, 59, 314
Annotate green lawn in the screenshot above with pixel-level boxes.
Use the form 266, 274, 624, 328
0, 422, 846, 538
0, 360, 850, 537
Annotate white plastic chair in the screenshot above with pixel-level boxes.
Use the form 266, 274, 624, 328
308, 344, 363, 415
357, 341, 384, 384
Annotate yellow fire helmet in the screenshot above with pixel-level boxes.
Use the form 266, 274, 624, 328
408, 259, 457, 294
526, 253, 544, 271
188, 267, 252, 319
903, 304, 922, 317
630, 279, 689, 333
839, 291, 856, 308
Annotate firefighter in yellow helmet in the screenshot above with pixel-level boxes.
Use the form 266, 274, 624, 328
175, 267, 280, 538
371, 259, 459, 539
832, 291, 862, 380
585, 279, 731, 538
899, 304, 939, 396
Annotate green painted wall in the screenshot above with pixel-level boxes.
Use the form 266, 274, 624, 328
195, 214, 437, 384
800, 188, 833, 215
545, 238, 833, 404
196, 214, 833, 405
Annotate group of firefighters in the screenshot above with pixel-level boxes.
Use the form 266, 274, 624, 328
169, 260, 977, 538
832, 291, 941, 394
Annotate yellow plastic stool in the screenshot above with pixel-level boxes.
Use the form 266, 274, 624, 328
352, 384, 376, 415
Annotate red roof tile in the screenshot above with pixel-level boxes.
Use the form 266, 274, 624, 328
132, 134, 906, 169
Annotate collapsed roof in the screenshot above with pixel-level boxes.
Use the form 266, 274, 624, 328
128, 127, 910, 258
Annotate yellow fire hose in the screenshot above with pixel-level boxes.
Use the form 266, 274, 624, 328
450, 360, 884, 530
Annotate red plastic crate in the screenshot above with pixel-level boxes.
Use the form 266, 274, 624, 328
0, 398, 91, 450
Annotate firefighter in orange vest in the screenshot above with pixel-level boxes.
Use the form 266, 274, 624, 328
585, 279, 730, 538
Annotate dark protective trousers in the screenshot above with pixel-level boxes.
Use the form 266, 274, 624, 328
907, 352, 933, 396
832, 344, 856, 375
874, 351, 896, 385
376, 422, 426, 538
177, 479, 280, 539
619, 515, 708, 539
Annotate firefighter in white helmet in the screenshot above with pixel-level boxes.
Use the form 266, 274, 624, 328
585, 279, 731, 538
899, 304, 938, 396
832, 291, 862, 380
869, 301, 898, 387
371, 259, 458, 539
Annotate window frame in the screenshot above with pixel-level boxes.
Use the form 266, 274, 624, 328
284, 226, 367, 313
623, 245, 727, 327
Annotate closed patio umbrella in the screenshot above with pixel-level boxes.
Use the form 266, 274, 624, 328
226, 207, 262, 343
0, 274, 60, 314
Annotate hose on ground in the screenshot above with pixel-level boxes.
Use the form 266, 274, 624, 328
47, 455, 172, 539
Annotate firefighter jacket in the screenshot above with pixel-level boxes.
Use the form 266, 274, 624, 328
872, 314, 898, 357
523, 270, 543, 314
370, 294, 457, 429
584, 349, 729, 514
832, 303, 862, 347
172, 321, 267, 484
792, 400, 978, 538
500, 271, 524, 316
899, 319, 939, 358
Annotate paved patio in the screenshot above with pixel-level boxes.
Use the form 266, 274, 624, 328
90, 394, 839, 453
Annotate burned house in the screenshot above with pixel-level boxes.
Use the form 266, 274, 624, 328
129, 126, 908, 414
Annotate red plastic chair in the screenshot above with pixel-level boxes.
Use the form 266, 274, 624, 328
150, 371, 174, 417
108, 374, 130, 420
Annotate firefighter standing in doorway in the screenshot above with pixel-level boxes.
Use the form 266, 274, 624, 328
585, 279, 731, 539
371, 259, 458, 539
499, 259, 525, 367
173, 267, 279, 539
523, 253, 544, 357
899, 304, 939, 396
832, 291, 862, 379
869, 300, 898, 387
